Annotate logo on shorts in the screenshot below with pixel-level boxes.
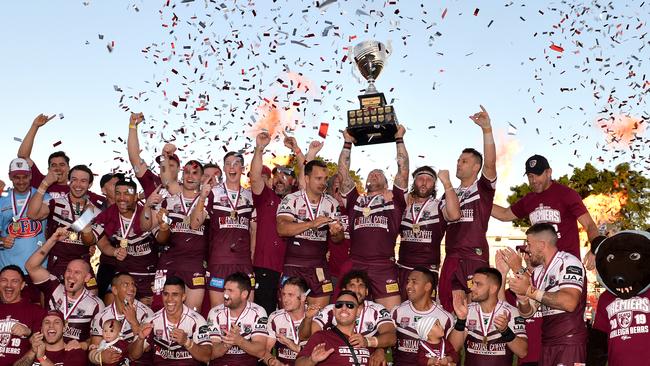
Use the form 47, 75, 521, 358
210, 277, 225, 289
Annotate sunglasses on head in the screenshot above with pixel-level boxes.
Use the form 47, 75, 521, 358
334, 301, 356, 309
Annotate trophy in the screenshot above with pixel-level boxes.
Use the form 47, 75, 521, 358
347, 40, 398, 146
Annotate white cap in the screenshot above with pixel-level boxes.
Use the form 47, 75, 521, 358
9, 158, 30, 177
416, 316, 439, 340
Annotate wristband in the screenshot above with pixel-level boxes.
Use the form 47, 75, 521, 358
395, 137, 404, 144
500, 327, 516, 342
37, 355, 48, 363
343, 142, 352, 149
365, 336, 378, 348
454, 318, 466, 331
37, 188, 47, 195
129, 124, 137, 129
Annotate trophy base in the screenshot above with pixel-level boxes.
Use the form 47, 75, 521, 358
347, 92, 397, 146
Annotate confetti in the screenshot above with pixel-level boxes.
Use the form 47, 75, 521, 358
318, 122, 329, 138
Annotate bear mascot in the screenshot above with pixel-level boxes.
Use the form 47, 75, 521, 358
588, 230, 650, 365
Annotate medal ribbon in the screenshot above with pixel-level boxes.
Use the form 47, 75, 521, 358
364, 194, 381, 213
179, 192, 200, 216
63, 289, 87, 322
532, 251, 560, 289
410, 197, 433, 225
11, 189, 32, 221
226, 303, 248, 331
162, 306, 187, 342
420, 340, 445, 359
111, 302, 129, 335
223, 184, 241, 216
478, 302, 503, 342
301, 190, 324, 221
284, 313, 300, 344
119, 206, 138, 242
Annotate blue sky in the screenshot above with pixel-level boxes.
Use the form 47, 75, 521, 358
1, 1, 647, 234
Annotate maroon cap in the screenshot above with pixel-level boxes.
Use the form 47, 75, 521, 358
156, 154, 181, 166
44, 310, 65, 322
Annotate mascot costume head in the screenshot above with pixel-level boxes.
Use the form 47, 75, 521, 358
594, 230, 650, 299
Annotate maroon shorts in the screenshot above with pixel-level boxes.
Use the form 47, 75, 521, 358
49, 259, 98, 291
132, 273, 155, 299
438, 257, 486, 313
281, 265, 332, 298
397, 264, 439, 301
207, 264, 254, 292
165, 269, 207, 290
350, 260, 399, 300
539, 343, 585, 366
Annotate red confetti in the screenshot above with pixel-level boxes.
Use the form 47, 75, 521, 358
441, 8, 447, 19
318, 123, 329, 138
473, 8, 480, 16
53, 141, 62, 147
549, 44, 564, 52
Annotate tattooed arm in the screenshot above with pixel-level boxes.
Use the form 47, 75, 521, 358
393, 124, 409, 190
337, 130, 356, 195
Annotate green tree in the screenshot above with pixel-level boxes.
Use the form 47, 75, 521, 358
505, 163, 650, 230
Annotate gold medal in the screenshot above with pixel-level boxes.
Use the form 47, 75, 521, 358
230, 210, 237, 219
363, 207, 371, 217
12, 222, 21, 232
183, 216, 190, 225
68, 232, 78, 241
482, 335, 488, 346
412, 224, 421, 234
120, 238, 129, 248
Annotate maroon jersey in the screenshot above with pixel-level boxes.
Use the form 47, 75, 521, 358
298, 329, 372, 365
252, 186, 287, 273
36, 275, 104, 343
464, 301, 526, 366
593, 289, 650, 365
277, 190, 339, 267
343, 185, 407, 263
136, 169, 162, 197
100, 339, 130, 366
441, 174, 496, 261
399, 197, 446, 267
531, 251, 587, 346
158, 192, 208, 272
327, 210, 351, 277
32, 348, 88, 366
0, 299, 46, 364
46, 194, 102, 273
416, 338, 459, 366
95, 204, 158, 274
510, 181, 588, 259
205, 184, 253, 266
30, 163, 106, 206
391, 300, 454, 365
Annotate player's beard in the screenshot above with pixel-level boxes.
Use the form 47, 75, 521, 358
413, 185, 434, 199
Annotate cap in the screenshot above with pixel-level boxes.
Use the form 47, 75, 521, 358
100, 172, 125, 188
273, 166, 295, 177
8, 158, 31, 177
156, 154, 181, 166
44, 310, 65, 322
416, 316, 441, 340
524, 155, 550, 175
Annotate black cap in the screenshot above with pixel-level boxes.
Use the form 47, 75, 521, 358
524, 155, 550, 175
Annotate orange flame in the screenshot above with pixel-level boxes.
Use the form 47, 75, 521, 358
263, 154, 292, 169
596, 114, 645, 147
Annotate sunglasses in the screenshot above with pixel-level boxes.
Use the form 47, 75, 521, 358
334, 301, 356, 309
